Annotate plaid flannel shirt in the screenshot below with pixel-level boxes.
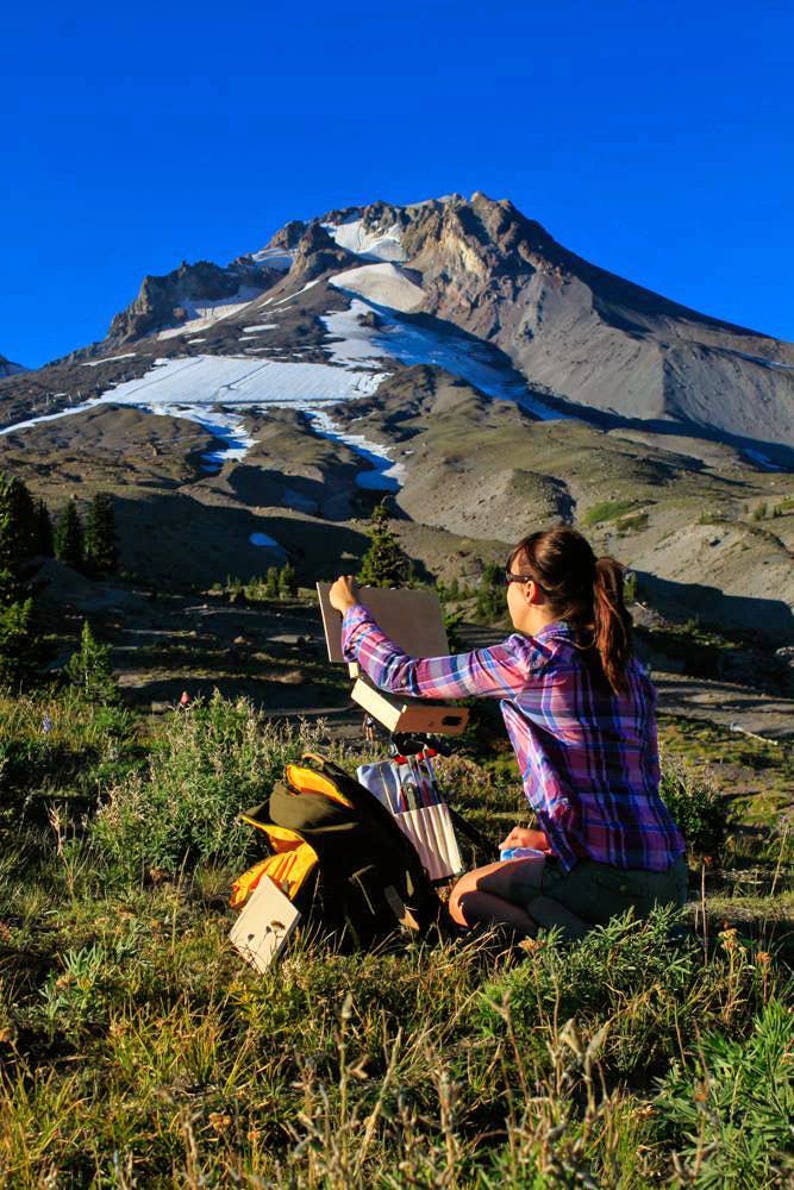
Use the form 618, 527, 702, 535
342, 603, 685, 873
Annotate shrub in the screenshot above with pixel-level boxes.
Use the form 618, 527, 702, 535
91, 692, 323, 879
659, 757, 730, 860
478, 907, 700, 1080
474, 561, 505, 623
654, 999, 793, 1186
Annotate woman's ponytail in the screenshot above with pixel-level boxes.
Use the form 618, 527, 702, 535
510, 528, 634, 695
593, 556, 633, 695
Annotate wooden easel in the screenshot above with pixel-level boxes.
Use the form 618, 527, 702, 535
316, 583, 469, 736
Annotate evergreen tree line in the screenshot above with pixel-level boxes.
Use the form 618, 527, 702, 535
0, 474, 120, 680
53, 492, 120, 575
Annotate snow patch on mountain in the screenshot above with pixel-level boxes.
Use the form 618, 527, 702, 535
322, 299, 563, 420
249, 531, 287, 555
323, 217, 405, 262
270, 279, 321, 307
157, 288, 264, 339
0, 352, 395, 481
81, 353, 138, 367
330, 263, 425, 312
250, 247, 294, 270
306, 409, 404, 492
99, 354, 386, 407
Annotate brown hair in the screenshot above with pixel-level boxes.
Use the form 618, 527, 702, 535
509, 527, 633, 694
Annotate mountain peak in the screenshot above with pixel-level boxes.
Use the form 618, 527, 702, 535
0, 354, 27, 377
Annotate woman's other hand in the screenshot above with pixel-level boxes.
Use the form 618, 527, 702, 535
499, 825, 551, 853
329, 575, 359, 615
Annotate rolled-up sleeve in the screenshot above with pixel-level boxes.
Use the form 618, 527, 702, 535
341, 603, 539, 700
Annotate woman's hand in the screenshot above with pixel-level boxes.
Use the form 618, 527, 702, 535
499, 825, 551, 853
329, 575, 359, 615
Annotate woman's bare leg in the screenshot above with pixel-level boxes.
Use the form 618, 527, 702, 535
448, 857, 545, 935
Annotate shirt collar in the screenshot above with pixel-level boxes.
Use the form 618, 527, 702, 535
531, 619, 577, 644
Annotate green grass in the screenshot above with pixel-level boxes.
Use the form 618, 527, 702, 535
580, 499, 640, 527
0, 686, 792, 1187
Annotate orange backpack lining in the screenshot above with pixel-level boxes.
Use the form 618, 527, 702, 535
285, 764, 353, 807
231, 823, 318, 908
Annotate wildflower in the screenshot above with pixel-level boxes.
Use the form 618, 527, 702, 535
719, 927, 738, 952
209, 1112, 232, 1132
755, 951, 771, 967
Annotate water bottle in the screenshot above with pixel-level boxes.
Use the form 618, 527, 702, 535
499, 846, 546, 861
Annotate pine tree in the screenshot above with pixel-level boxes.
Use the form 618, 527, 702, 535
65, 620, 117, 703
0, 597, 32, 681
0, 474, 37, 576
264, 566, 280, 598
0, 475, 40, 679
54, 499, 84, 569
358, 501, 412, 588
34, 499, 54, 557
85, 492, 119, 575
278, 561, 297, 598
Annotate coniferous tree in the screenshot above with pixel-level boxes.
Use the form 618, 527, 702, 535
0, 474, 37, 577
0, 597, 32, 681
264, 566, 280, 598
65, 619, 117, 703
358, 501, 412, 588
54, 499, 84, 569
278, 561, 297, 598
0, 474, 40, 679
85, 492, 119, 575
34, 499, 54, 557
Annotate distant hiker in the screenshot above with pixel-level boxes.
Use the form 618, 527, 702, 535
329, 527, 687, 940
363, 713, 377, 745
178, 690, 191, 709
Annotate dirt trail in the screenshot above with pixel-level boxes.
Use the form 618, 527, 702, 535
653, 672, 794, 741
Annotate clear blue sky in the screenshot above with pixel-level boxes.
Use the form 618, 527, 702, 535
2, 0, 792, 367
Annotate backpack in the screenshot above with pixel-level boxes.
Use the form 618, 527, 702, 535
231, 752, 440, 949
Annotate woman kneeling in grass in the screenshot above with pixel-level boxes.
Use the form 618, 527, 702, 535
329, 527, 687, 938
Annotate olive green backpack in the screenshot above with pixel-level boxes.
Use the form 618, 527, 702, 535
232, 753, 440, 948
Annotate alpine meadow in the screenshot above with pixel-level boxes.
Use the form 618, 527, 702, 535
0, 185, 792, 1187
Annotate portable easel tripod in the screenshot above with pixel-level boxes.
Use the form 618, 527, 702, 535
316, 583, 496, 867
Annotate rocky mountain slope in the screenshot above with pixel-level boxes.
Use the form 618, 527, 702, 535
0, 354, 26, 377
0, 193, 792, 645
314, 194, 794, 448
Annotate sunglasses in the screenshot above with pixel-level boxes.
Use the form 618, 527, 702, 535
503, 570, 534, 586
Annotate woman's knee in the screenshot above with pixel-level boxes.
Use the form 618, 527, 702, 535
448, 871, 479, 925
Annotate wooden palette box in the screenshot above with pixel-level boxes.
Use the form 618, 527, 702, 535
316, 583, 469, 736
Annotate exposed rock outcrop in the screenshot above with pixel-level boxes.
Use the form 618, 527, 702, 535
106, 258, 282, 344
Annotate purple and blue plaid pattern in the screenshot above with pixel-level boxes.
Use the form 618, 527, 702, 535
342, 604, 685, 873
